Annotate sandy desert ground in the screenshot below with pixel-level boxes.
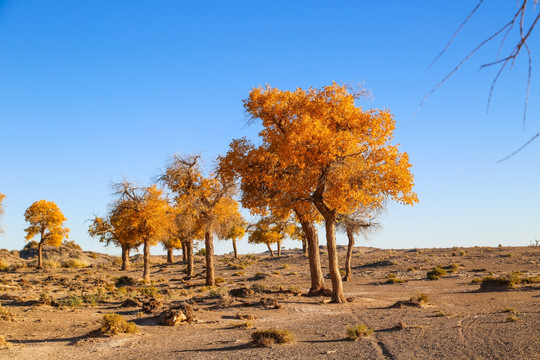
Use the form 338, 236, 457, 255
0, 244, 539, 360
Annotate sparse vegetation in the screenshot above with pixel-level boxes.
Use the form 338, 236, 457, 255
411, 293, 429, 306
251, 328, 294, 347
427, 267, 447, 280
100, 313, 139, 336
505, 315, 519, 322
0, 305, 14, 321
346, 324, 374, 340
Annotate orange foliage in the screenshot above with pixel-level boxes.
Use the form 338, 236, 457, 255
24, 200, 69, 247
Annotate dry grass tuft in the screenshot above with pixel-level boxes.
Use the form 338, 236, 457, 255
251, 328, 294, 347
100, 314, 139, 336
346, 324, 374, 340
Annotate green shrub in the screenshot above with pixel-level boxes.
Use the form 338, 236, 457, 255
346, 324, 374, 340
100, 314, 139, 336
251, 328, 294, 347
139, 286, 158, 297
58, 294, 83, 307
427, 267, 446, 280
215, 277, 226, 284
195, 248, 206, 256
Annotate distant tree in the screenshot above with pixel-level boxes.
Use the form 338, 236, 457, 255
215, 197, 246, 259
241, 84, 418, 303
0, 193, 5, 235
24, 200, 70, 269
248, 215, 294, 257
289, 223, 308, 257
113, 182, 171, 282
161, 236, 182, 264
160, 154, 235, 286
88, 205, 142, 270
337, 207, 379, 282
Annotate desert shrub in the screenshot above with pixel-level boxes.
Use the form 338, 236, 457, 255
480, 273, 522, 289
0, 259, 8, 271
39, 292, 53, 306
230, 320, 252, 328
385, 273, 406, 284
61, 259, 88, 268
346, 324, 374, 340
281, 264, 290, 269
505, 315, 519, 322
251, 328, 294, 347
58, 294, 84, 307
63, 240, 82, 251
232, 271, 245, 276
215, 277, 226, 284
235, 312, 256, 320
410, 293, 429, 306
244, 254, 258, 261
407, 267, 417, 272
0, 335, 12, 349
115, 276, 138, 286
0, 305, 14, 321
427, 267, 446, 280
89, 253, 98, 259
139, 286, 158, 297
272, 271, 281, 276
43, 260, 60, 268
100, 314, 139, 336
195, 248, 206, 256
229, 262, 246, 270
500, 307, 516, 313
522, 275, 540, 284
251, 284, 266, 293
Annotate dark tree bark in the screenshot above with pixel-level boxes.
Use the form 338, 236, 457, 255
142, 239, 151, 282
232, 238, 238, 259
301, 237, 308, 257
167, 248, 174, 264
182, 241, 187, 263
121, 246, 131, 270
37, 240, 44, 269
343, 228, 354, 281
205, 230, 215, 286
277, 241, 282, 257
185, 239, 194, 277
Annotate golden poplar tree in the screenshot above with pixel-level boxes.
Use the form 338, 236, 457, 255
160, 154, 235, 286
112, 182, 171, 282
228, 83, 418, 303
24, 200, 70, 269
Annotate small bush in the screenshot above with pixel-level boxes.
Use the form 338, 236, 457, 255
230, 320, 252, 328
235, 312, 256, 320
500, 307, 516, 313
410, 293, 429, 306
427, 267, 446, 280
232, 271, 245, 277
115, 276, 138, 286
281, 264, 290, 269
195, 248, 206, 256
0, 259, 9, 271
0, 335, 12, 349
215, 277, 226, 284
100, 314, 139, 336
61, 259, 88, 268
251, 328, 294, 347
385, 273, 406, 284
505, 315, 519, 322
58, 294, 83, 307
0, 305, 14, 321
139, 286, 158, 297
346, 324, 374, 340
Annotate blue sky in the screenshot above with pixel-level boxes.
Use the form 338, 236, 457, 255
0, 1, 538, 256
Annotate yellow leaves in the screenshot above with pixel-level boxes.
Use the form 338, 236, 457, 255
24, 200, 69, 246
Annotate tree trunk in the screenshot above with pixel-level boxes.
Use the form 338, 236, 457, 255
37, 241, 43, 269
232, 238, 238, 259
182, 241, 187, 263
313, 194, 347, 303
277, 241, 281, 257
185, 239, 194, 277
267, 243, 274, 257
344, 228, 354, 281
298, 216, 327, 296
323, 218, 346, 302
301, 237, 308, 257
205, 230, 215, 286
121, 246, 131, 270
142, 239, 151, 282
167, 248, 173, 264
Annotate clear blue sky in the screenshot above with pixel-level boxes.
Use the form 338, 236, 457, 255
0, 1, 538, 256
